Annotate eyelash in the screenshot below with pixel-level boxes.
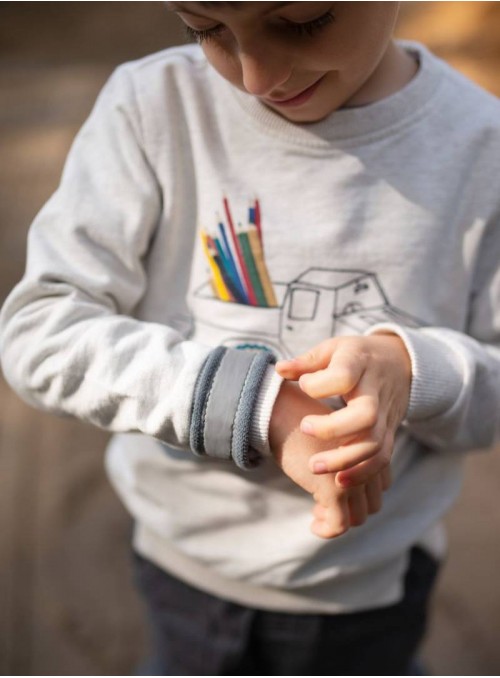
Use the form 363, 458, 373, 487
184, 10, 335, 44
286, 10, 336, 37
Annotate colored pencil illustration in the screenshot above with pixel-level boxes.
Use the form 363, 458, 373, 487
247, 227, 278, 307
223, 197, 258, 306
200, 229, 232, 302
201, 198, 278, 307
211, 235, 246, 304
254, 198, 262, 245
238, 225, 267, 307
212, 251, 240, 302
217, 221, 248, 303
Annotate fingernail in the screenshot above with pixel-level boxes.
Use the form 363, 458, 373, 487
276, 359, 298, 372
300, 420, 314, 435
275, 359, 290, 367
313, 462, 328, 474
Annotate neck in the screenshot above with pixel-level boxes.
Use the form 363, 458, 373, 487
344, 41, 419, 109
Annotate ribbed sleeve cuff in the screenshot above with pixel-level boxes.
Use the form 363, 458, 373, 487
364, 323, 465, 422
249, 365, 284, 457
189, 347, 276, 469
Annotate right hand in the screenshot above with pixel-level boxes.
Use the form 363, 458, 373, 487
268, 381, 390, 539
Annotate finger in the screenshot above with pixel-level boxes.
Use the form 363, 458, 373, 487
275, 339, 338, 380
309, 433, 384, 475
381, 464, 392, 491
312, 489, 351, 538
311, 509, 351, 539
275, 358, 303, 381
300, 394, 379, 441
311, 518, 350, 539
312, 502, 327, 521
298, 348, 367, 400
365, 474, 383, 514
335, 433, 394, 487
347, 485, 368, 526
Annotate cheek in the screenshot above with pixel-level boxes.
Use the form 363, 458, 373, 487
202, 45, 242, 87
350, 6, 398, 59
314, 5, 397, 71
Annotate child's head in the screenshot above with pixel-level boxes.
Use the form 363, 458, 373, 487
169, 2, 405, 123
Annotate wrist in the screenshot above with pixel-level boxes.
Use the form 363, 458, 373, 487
268, 380, 331, 455
363, 328, 412, 415
364, 323, 463, 421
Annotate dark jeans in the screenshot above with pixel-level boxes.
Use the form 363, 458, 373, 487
132, 547, 439, 676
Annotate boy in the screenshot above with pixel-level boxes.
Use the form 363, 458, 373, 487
1, 2, 500, 674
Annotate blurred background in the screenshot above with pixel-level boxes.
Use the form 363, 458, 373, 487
1, 2, 500, 675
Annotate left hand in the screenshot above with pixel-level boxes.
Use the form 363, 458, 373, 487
275, 334, 411, 488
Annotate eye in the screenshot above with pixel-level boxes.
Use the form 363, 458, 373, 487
183, 8, 336, 45
284, 9, 335, 37
184, 23, 226, 44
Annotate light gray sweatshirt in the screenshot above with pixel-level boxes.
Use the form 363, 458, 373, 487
1, 41, 500, 613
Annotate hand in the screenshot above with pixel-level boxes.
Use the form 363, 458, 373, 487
268, 380, 388, 539
275, 334, 411, 488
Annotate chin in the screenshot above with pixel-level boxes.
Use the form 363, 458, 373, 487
275, 106, 337, 124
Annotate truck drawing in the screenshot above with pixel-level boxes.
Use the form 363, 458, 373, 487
191, 267, 423, 359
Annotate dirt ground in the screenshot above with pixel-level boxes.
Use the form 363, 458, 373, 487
1, 2, 500, 675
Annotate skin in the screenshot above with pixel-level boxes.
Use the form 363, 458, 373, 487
271, 334, 411, 538
275, 335, 411, 487
269, 380, 393, 538
169, 1, 418, 123
170, 1, 416, 536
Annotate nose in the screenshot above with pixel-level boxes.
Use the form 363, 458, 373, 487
238, 44, 292, 97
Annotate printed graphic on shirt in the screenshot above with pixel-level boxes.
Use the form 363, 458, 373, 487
199, 196, 277, 308
196, 197, 424, 359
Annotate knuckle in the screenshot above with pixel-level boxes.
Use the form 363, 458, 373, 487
362, 402, 379, 429
303, 349, 317, 364
364, 465, 381, 483
353, 475, 370, 487
335, 364, 358, 392
367, 425, 385, 450
385, 430, 395, 448
298, 373, 313, 391
366, 432, 382, 451
379, 448, 392, 467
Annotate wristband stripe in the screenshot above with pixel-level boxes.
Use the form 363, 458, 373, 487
189, 346, 275, 469
231, 350, 276, 470
189, 345, 227, 456
203, 349, 256, 460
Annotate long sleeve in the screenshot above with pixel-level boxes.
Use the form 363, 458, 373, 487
0, 66, 202, 447
366, 213, 500, 453
0, 64, 281, 465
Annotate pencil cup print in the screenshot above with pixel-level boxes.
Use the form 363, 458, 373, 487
200, 197, 278, 308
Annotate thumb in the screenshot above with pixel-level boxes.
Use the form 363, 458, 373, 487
275, 339, 338, 379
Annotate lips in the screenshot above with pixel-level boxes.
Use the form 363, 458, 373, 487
263, 75, 325, 107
